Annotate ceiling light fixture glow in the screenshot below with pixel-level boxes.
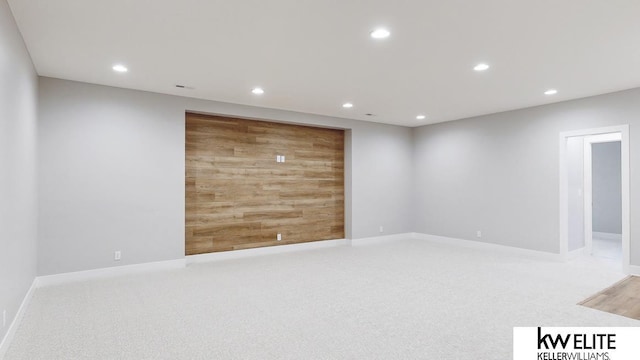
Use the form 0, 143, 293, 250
544, 89, 558, 95
370, 28, 391, 39
342, 103, 354, 109
112, 64, 128, 73
473, 63, 490, 71
416, 115, 426, 120
251, 87, 265, 95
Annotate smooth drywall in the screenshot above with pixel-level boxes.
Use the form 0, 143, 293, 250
37, 79, 186, 276
0, 0, 38, 346
592, 141, 622, 234
413, 87, 640, 265
37, 77, 413, 275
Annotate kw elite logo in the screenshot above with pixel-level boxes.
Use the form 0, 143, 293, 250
537, 327, 614, 359
514, 327, 640, 360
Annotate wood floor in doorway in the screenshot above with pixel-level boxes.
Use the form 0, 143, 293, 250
579, 276, 640, 320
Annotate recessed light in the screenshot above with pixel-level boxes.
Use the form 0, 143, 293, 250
416, 115, 426, 120
473, 63, 490, 72
112, 64, 128, 73
251, 87, 264, 95
370, 28, 390, 39
544, 89, 558, 95
342, 103, 354, 109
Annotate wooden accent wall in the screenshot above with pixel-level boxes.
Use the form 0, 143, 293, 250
185, 113, 345, 255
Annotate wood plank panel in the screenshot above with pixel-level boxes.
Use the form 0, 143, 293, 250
185, 113, 345, 255
579, 276, 640, 320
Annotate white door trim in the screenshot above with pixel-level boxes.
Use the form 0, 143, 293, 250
582, 133, 622, 255
559, 125, 630, 273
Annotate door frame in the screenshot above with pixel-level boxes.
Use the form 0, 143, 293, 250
583, 133, 622, 255
559, 125, 630, 273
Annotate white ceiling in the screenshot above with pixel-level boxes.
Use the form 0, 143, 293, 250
8, 0, 640, 127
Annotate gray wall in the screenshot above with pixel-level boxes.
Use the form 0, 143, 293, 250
412, 87, 640, 265
37, 77, 413, 275
32, 57, 640, 274
592, 141, 622, 234
0, 0, 38, 344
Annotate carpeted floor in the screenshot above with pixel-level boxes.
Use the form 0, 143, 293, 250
4, 237, 638, 359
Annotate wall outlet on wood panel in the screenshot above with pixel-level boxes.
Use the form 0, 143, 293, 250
277, 233, 282, 241
114, 251, 122, 261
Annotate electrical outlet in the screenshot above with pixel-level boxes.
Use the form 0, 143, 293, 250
114, 251, 121, 261
281, 155, 285, 163
277, 233, 282, 241
379, 226, 384, 233
476, 230, 482, 238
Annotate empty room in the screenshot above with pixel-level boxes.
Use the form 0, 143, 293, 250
2, 0, 640, 359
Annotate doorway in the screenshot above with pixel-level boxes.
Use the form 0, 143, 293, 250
584, 134, 622, 260
559, 125, 630, 273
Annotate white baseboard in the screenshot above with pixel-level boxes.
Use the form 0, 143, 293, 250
351, 233, 413, 246
592, 232, 622, 241
629, 265, 640, 276
187, 239, 350, 264
187, 233, 414, 265
0, 278, 38, 360
411, 233, 562, 261
36, 235, 403, 285
25, 232, 630, 286
37, 259, 186, 288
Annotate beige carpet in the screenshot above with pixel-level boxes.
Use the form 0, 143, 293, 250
5, 238, 639, 359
